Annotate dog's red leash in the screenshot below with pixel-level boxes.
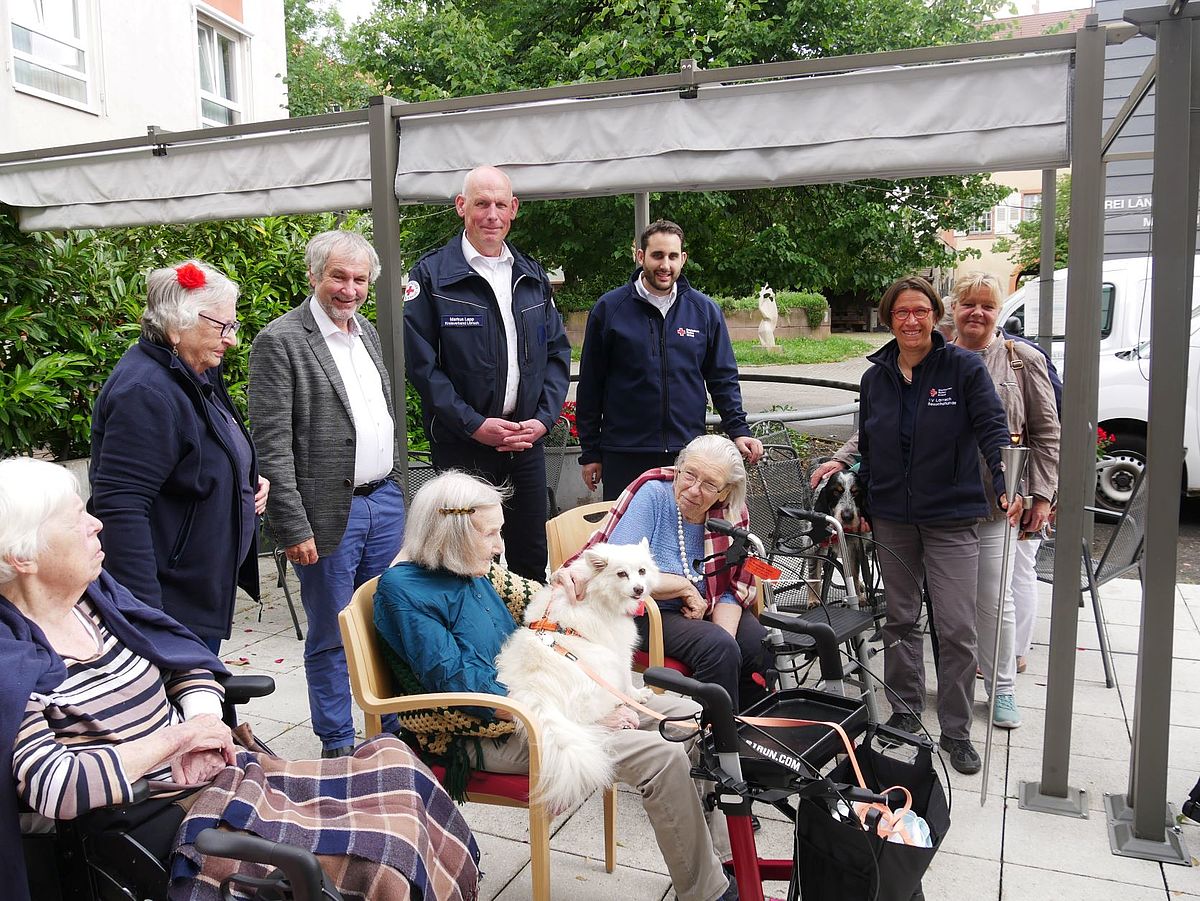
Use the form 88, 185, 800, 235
541, 637, 865, 761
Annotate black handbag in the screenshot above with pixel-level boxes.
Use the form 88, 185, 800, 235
1184, 775, 1200, 823
793, 738, 949, 901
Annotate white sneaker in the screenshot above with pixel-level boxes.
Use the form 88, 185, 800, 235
992, 693, 1022, 729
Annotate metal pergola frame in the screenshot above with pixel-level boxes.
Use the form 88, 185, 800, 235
1, 10, 1195, 862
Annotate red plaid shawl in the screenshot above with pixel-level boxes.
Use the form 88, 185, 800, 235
568, 467, 757, 615
169, 735, 479, 901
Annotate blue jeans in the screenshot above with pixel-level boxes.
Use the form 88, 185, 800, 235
293, 480, 406, 750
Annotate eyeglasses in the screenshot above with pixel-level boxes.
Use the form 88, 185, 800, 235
198, 312, 241, 338
677, 468, 725, 496
891, 307, 933, 322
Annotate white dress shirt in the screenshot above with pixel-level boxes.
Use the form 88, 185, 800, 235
309, 298, 394, 485
462, 234, 520, 416
634, 272, 679, 317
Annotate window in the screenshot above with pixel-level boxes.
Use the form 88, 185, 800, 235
1022, 192, 1042, 222
8, 0, 90, 107
196, 17, 242, 126
967, 210, 993, 235
993, 191, 1023, 235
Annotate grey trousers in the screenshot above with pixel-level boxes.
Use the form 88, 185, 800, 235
479, 692, 730, 901
873, 517, 981, 741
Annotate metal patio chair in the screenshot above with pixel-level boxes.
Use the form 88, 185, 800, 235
542, 413, 573, 517
745, 451, 880, 718
1034, 466, 1149, 689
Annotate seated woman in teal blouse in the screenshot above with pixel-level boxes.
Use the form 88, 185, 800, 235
373, 470, 739, 901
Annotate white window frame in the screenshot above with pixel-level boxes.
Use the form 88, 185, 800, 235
195, 8, 248, 128
1022, 191, 1042, 222
966, 209, 993, 236
8, 0, 95, 112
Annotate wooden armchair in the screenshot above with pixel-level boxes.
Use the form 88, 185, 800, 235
339, 576, 616, 901
544, 502, 696, 681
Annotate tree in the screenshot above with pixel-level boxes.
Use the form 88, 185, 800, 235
342, 0, 1011, 301
992, 173, 1070, 279
281, 0, 380, 117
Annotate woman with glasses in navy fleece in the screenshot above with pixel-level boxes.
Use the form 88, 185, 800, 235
813, 276, 1021, 777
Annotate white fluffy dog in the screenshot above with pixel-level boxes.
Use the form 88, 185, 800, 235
495, 540, 659, 813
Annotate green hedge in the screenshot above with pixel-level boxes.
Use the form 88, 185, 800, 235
711, 290, 829, 328
0, 208, 374, 459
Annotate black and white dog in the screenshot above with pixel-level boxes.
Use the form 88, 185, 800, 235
804, 462, 869, 606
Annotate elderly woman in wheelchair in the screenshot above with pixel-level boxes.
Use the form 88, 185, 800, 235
3, 457, 478, 901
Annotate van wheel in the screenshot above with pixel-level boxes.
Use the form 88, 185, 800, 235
1095, 432, 1145, 512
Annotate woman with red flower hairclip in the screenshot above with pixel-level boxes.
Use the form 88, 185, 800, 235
89, 260, 269, 652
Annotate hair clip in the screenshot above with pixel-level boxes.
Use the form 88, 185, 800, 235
176, 263, 206, 290
438, 506, 477, 516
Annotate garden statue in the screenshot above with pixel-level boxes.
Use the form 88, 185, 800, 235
758, 284, 780, 349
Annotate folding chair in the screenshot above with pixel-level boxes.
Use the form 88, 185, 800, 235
402, 451, 438, 504
1035, 466, 1149, 689
258, 514, 304, 641
339, 578, 618, 901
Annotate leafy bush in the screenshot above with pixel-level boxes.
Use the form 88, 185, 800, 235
777, 291, 830, 328
0, 207, 376, 459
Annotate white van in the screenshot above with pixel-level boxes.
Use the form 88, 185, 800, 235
998, 254, 1200, 510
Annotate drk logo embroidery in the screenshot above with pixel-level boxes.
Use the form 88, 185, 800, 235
927, 386, 956, 407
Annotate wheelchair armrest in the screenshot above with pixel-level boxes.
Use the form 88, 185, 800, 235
221, 675, 276, 705
194, 828, 333, 901
128, 779, 151, 804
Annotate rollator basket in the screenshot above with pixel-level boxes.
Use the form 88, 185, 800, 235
712, 687, 869, 791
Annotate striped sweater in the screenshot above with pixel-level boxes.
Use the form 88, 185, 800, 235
13, 598, 224, 820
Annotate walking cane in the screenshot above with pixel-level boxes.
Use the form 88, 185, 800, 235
980, 437, 1028, 806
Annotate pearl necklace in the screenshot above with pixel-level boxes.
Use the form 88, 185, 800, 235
676, 505, 693, 578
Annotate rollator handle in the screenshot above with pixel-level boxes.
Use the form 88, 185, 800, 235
641, 667, 739, 753
706, 517, 740, 537
759, 610, 845, 681
776, 506, 830, 530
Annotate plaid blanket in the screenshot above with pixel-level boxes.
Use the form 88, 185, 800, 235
169, 735, 479, 901
568, 467, 757, 615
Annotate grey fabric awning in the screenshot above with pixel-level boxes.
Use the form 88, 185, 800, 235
0, 124, 371, 230
0, 52, 1071, 230
393, 53, 1073, 203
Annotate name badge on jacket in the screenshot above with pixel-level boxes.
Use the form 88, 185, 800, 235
442, 313, 484, 327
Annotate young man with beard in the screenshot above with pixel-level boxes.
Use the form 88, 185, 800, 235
577, 219, 762, 500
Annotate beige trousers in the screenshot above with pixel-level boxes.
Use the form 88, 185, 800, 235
480, 692, 731, 901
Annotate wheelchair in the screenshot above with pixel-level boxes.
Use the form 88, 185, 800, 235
21, 674, 345, 901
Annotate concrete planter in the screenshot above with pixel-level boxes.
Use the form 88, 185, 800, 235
723, 308, 831, 342
62, 457, 91, 501
547, 445, 602, 511
564, 308, 830, 348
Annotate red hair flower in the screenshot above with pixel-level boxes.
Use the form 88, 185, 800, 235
176, 262, 206, 290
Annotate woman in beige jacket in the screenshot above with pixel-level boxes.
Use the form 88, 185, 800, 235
949, 272, 1060, 730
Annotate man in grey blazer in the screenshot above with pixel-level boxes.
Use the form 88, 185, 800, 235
249, 230, 406, 758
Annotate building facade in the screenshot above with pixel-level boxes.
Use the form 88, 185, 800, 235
0, 0, 287, 155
